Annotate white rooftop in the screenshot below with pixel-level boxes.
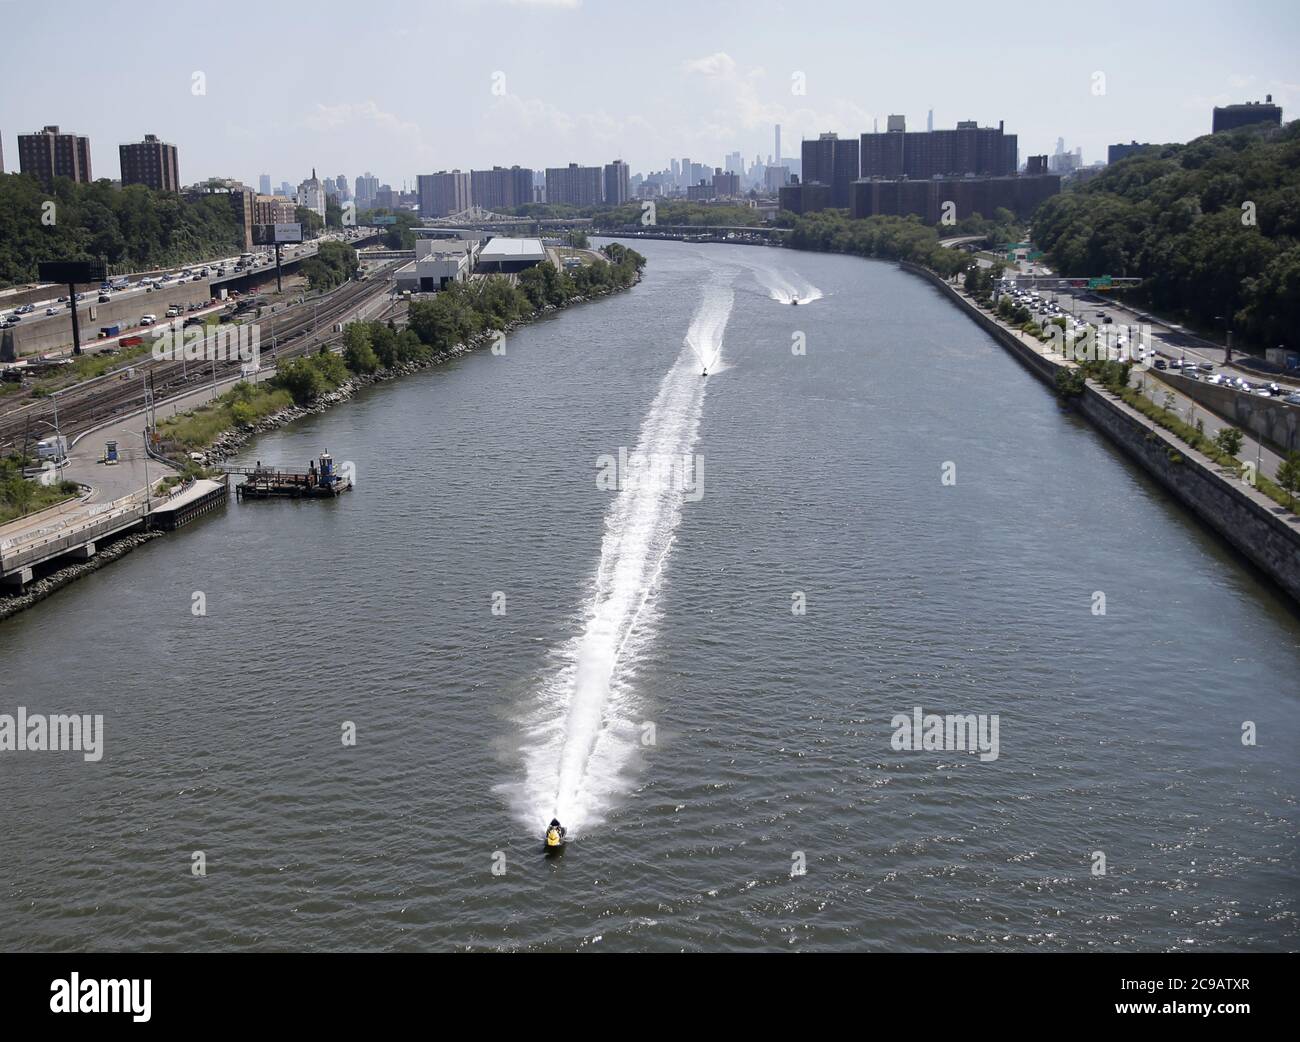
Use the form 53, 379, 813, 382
480, 237, 546, 260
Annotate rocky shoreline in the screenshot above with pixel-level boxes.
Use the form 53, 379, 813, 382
0, 530, 165, 621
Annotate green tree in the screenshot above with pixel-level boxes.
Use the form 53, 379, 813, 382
342, 323, 380, 373
1275, 451, 1300, 509
1214, 427, 1245, 456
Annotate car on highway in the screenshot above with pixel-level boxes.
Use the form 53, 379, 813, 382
45, 306, 59, 315
1285, 392, 1300, 405
98, 293, 111, 302
1154, 359, 1168, 370
140, 314, 157, 326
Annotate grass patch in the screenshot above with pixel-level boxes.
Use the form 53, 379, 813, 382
0, 455, 79, 525
158, 381, 293, 451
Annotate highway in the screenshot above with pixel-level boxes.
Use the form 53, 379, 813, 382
0, 228, 373, 333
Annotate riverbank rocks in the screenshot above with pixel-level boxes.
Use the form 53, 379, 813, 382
0, 530, 165, 621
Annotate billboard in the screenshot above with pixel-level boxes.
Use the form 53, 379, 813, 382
38, 259, 107, 284
252, 223, 304, 245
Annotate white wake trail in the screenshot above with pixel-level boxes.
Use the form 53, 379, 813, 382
748, 262, 824, 305
504, 277, 734, 835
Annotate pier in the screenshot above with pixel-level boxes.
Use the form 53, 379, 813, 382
233, 452, 352, 500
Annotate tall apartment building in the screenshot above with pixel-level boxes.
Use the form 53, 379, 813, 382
545, 163, 603, 206
259, 174, 272, 195
119, 133, 179, 191
800, 132, 859, 208
18, 125, 92, 187
469, 165, 533, 210
1212, 95, 1283, 133
859, 118, 1017, 180
603, 159, 630, 206
417, 170, 471, 218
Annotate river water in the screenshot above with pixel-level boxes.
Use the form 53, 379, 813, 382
1, 239, 1296, 952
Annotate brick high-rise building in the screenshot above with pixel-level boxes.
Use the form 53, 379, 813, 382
18, 125, 92, 187
859, 119, 1017, 180
800, 132, 859, 208
119, 133, 179, 191
417, 170, 471, 218
469, 166, 533, 210
545, 163, 603, 206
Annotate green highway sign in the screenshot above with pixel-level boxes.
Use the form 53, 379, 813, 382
1087, 275, 1113, 289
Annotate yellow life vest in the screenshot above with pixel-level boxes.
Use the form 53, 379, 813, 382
546, 828, 562, 847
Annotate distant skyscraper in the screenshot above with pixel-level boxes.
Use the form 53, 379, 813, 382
775, 124, 781, 166
297, 168, 326, 219
680, 157, 690, 191
18, 125, 92, 187
355, 172, 379, 211
927, 108, 933, 132
119, 133, 179, 191
259, 173, 272, 195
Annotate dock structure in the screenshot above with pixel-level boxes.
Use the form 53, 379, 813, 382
233, 452, 352, 501
149, 476, 230, 530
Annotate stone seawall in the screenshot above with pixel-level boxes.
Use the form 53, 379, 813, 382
899, 261, 1300, 605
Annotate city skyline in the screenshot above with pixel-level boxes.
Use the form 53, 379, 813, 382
2, 0, 1297, 189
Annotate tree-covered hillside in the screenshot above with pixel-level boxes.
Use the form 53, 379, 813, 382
0, 174, 245, 288
1033, 122, 1300, 352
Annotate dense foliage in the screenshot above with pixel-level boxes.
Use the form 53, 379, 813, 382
298, 240, 358, 291
595, 200, 763, 228
0, 173, 244, 288
783, 212, 972, 277
1033, 122, 1300, 351
358, 210, 420, 249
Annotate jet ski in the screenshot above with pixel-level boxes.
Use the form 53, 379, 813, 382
544, 818, 567, 854
701, 368, 708, 377
791, 299, 799, 306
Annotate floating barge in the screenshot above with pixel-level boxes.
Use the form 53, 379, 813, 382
234, 452, 352, 501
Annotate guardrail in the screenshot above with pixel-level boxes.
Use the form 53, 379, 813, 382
0, 490, 149, 574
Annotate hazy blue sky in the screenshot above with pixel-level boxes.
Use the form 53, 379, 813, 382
2, 0, 1296, 189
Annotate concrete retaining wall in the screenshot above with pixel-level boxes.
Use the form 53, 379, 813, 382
899, 261, 1300, 604
9, 280, 212, 357
1160, 369, 1299, 454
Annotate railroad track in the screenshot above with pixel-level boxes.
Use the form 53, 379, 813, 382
0, 271, 397, 452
